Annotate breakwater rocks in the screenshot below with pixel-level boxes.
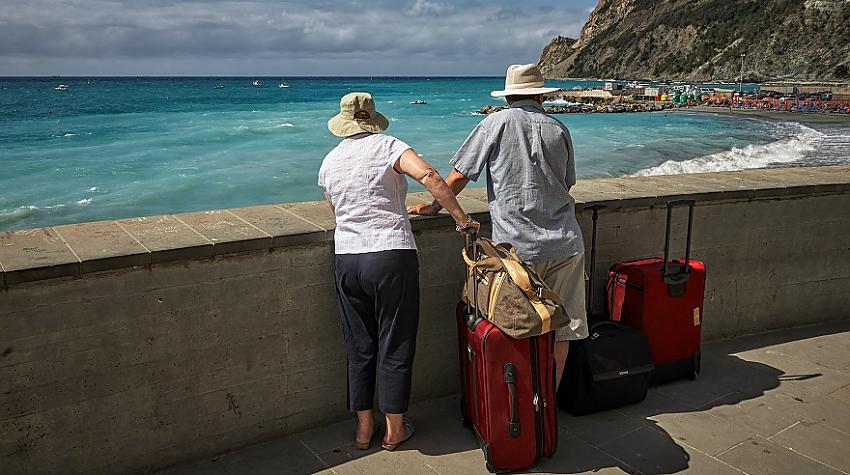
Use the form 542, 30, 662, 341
476, 101, 670, 115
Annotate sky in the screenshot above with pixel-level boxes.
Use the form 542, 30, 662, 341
0, 0, 598, 76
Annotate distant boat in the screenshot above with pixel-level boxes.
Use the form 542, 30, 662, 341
215, 84, 226, 89
54, 84, 70, 91
278, 82, 290, 88
409, 99, 427, 105
252, 80, 263, 87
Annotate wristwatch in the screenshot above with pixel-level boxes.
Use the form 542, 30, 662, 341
455, 214, 477, 232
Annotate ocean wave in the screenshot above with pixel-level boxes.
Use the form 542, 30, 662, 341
56, 132, 92, 138
0, 206, 40, 223
0, 203, 68, 224
77, 198, 93, 206
633, 122, 823, 176
87, 187, 99, 192
228, 123, 296, 136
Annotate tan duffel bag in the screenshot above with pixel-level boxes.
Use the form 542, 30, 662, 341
461, 237, 572, 339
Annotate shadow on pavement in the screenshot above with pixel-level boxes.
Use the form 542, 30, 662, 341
162, 322, 848, 475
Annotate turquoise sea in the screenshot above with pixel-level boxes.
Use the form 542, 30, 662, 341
1, 77, 847, 231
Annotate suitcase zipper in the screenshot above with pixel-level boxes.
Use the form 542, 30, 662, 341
530, 338, 543, 459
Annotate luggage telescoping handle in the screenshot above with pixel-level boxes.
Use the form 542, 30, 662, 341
662, 199, 696, 295
585, 204, 606, 315
463, 230, 483, 331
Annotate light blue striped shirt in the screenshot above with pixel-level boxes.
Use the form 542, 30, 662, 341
450, 99, 584, 263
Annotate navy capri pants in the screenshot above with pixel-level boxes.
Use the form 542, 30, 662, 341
334, 249, 420, 414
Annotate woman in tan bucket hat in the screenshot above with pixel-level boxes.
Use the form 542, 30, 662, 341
319, 92, 480, 451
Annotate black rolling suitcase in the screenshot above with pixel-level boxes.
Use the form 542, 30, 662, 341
557, 205, 654, 415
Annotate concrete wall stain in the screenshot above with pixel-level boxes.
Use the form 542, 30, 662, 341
226, 392, 242, 418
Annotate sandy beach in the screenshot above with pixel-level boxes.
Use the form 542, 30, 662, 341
674, 105, 850, 125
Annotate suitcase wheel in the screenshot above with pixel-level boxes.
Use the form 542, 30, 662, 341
459, 399, 471, 427
689, 351, 701, 381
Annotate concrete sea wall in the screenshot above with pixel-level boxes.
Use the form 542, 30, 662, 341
2, 166, 850, 474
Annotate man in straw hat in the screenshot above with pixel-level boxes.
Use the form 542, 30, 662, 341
409, 64, 588, 391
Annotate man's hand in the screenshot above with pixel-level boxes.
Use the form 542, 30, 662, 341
407, 202, 441, 216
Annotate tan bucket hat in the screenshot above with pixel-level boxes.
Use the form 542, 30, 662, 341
490, 64, 562, 98
327, 92, 389, 137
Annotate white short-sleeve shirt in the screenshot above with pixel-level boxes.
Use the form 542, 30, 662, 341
318, 133, 417, 254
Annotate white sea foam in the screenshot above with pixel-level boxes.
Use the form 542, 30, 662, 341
543, 99, 581, 106
633, 122, 823, 177
63, 133, 77, 137
76, 198, 93, 206
87, 187, 99, 192
274, 123, 295, 128
0, 206, 40, 222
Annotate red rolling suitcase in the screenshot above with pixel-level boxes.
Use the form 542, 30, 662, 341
457, 233, 557, 473
608, 200, 706, 384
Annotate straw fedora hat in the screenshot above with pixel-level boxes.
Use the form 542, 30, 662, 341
327, 92, 389, 137
490, 64, 561, 98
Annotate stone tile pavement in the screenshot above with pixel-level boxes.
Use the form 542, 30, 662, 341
163, 321, 850, 475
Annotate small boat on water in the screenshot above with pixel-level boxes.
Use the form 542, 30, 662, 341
54, 84, 70, 91
409, 99, 427, 105
279, 82, 290, 88
215, 84, 226, 89
252, 80, 263, 87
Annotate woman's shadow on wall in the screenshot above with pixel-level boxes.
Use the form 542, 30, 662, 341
399, 323, 838, 475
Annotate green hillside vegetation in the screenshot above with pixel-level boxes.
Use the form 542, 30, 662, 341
541, 0, 850, 81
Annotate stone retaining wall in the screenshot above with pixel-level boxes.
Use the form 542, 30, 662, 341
2, 166, 849, 474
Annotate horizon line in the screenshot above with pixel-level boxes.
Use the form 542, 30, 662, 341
0, 74, 508, 79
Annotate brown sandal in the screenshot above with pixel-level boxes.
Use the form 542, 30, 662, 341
354, 421, 376, 451
354, 430, 376, 451
381, 417, 415, 451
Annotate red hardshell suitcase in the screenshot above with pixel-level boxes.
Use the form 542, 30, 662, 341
456, 234, 557, 473
608, 200, 706, 384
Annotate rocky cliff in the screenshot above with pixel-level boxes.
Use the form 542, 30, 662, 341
538, 0, 850, 81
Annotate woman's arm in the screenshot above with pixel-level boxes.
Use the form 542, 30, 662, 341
394, 149, 479, 233
323, 192, 335, 213
408, 168, 470, 216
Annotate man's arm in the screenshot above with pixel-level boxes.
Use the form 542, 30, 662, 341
408, 121, 492, 216
564, 128, 576, 191
407, 168, 470, 215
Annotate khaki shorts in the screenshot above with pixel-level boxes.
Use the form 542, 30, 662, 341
531, 253, 589, 342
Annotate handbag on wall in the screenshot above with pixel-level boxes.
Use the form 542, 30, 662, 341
462, 238, 571, 339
